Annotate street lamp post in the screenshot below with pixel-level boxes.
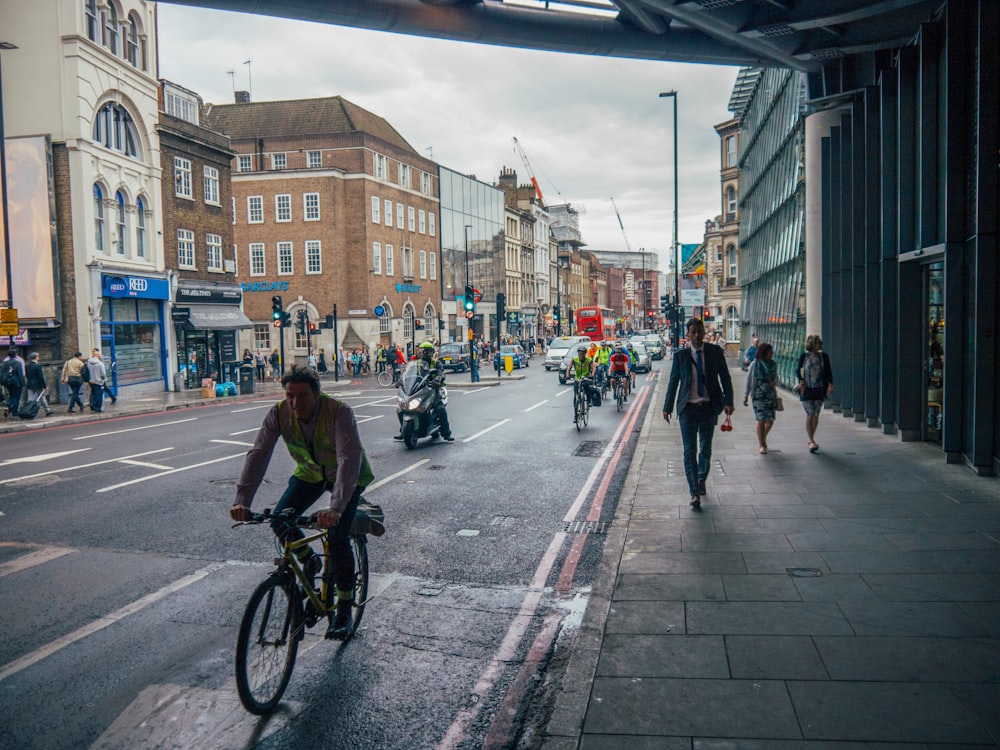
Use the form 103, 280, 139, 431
659, 90, 680, 350
0, 42, 19, 309
464, 224, 474, 382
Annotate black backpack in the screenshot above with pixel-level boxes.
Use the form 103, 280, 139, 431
0, 359, 21, 388
80, 361, 92, 383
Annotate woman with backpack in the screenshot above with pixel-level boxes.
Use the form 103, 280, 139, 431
796, 334, 835, 453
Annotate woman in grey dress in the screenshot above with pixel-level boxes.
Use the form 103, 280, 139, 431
743, 342, 777, 454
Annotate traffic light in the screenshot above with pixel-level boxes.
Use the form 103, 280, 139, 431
271, 295, 283, 322
660, 294, 670, 314
463, 284, 476, 313
281, 311, 291, 328
496, 293, 506, 321
552, 305, 560, 323
296, 309, 307, 336
308, 322, 316, 333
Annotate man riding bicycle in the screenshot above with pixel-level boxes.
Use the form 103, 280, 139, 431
594, 341, 612, 390
230, 365, 374, 640
568, 345, 598, 407
608, 342, 632, 402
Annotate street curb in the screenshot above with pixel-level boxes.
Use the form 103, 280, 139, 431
540, 372, 663, 748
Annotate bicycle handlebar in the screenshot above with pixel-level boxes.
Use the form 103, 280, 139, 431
232, 507, 320, 530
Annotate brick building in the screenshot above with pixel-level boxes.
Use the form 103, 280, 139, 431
202, 96, 441, 363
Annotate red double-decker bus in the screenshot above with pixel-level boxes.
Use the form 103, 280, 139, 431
575, 306, 615, 342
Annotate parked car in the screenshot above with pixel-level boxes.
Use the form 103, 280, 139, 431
630, 343, 651, 373
544, 335, 593, 370
494, 344, 528, 369
438, 342, 471, 373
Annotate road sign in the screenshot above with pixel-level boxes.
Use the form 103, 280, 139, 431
0, 307, 17, 337
465, 310, 474, 319
473, 288, 482, 303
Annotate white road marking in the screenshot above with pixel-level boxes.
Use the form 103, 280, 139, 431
460, 388, 490, 394
97, 453, 246, 493
365, 458, 430, 492
229, 404, 274, 413
0, 448, 174, 486
461, 419, 511, 443
117, 459, 175, 470
522, 400, 548, 412
0, 546, 75, 579
71, 418, 198, 441
556, 388, 572, 397
0, 563, 223, 683
209, 439, 254, 447
0, 449, 90, 466
355, 414, 385, 424
228, 428, 259, 436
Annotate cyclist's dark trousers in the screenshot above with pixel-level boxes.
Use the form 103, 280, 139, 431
271, 476, 361, 594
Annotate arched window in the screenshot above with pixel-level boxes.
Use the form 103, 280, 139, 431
85, 0, 99, 42
126, 14, 140, 68
725, 306, 741, 344
115, 191, 127, 255
423, 302, 436, 340
135, 196, 147, 258
93, 184, 106, 253
93, 102, 139, 158
378, 303, 393, 335
105, 3, 119, 55
726, 186, 737, 216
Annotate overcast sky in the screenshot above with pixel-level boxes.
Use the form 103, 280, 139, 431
156, 5, 740, 273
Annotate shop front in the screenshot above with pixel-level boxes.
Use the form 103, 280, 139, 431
173, 281, 253, 389
101, 274, 170, 393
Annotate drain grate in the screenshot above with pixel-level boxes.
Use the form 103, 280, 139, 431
490, 515, 516, 527
574, 440, 606, 457
565, 520, 609, 534
426, 465, 447, 470
786, 567, 822, 578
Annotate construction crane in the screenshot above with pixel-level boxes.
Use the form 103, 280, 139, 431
610, 197, 633, 253
512, 136, 546, 203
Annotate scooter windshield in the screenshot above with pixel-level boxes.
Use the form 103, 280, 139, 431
399, 361, 432, 396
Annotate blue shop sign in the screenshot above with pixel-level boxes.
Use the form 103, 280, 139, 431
102, 274, 170, 300
395, 283, 420, 293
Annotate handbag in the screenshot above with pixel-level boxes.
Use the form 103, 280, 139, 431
775, 397, 784, 411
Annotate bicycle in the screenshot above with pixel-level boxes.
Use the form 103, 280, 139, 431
573, 377, 591, 431
377, 368, 400, 387
232, 505, 381, 714
611, 373, 626, 412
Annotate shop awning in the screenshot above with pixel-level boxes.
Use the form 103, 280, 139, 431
185, 305, 254, 330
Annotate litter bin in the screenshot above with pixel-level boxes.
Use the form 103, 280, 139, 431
239, 364, 255, 395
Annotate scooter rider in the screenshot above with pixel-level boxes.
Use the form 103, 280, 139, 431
394, 341, 454, 442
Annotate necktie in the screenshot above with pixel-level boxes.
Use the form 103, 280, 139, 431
694, 349, 706, 397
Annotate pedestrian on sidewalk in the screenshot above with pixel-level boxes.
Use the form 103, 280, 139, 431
86, 348, 108, 413
317, 348, 328, 374
743, 342, 777, 454
61, 351, 86, 412
2, 348, 26, 418
796, 334, 834, 453
25, 353, 53, 417
662, 318, 735, 509
269, 349, 281, 382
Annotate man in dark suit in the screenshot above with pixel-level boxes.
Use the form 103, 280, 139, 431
662, 318, 735, 508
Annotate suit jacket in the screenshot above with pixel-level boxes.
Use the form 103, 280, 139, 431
662, 343, 734, 417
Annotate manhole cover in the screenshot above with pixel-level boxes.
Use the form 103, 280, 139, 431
574, 440, 606, 457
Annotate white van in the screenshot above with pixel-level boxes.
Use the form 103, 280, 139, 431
544, 336, 594, 370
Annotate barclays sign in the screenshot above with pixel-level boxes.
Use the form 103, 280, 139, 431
102, 274, 169, 300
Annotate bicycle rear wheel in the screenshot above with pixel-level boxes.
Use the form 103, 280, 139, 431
377, 370, 394, 387
348, 535, 370, 636
235, 575, 302, 714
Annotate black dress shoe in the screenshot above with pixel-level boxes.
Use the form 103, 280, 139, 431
442, 435, 455, 442
111, 396, 117, 404
697, 479, 707, 495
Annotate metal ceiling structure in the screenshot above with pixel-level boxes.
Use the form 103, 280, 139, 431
161, 0, 944, 74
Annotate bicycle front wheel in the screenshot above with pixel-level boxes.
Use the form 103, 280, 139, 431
348, 535, 370, 636
236, 575, 302, 714
377, 370, 394, 387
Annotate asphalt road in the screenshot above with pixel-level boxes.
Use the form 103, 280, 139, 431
0, 356, 660, 750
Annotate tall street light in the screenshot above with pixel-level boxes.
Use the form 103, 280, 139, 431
0, 42, 18, 309
464, 224, 474, 382
659, 90, 679, 350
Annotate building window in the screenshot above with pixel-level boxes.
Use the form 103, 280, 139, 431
305, 240, 322, 274
402, 246, 414, 279
371, 195, 380, 223
420, 172, 432, 195
726, 135, 737, 167
126, 14, 140, 68
207, 233, 223, 271
231, 197, 236, 224
93, 184, 106, 253
93, 102, 138, 158
253, 324, 270, 351
271, 153, 286, 170
106, 2, 119, 55
402, 304, 414, 340
423, 303, 435, 337
399, 162, 410, 187
430, 251, 437, 280
249, 243, 265, 276
85, 0, 99, 41
418, 209, 426, 234
396, 203, 404, 229
178, 229, 195, 268
372, 242, 382, 274
419, 249, 427, 279
237, 154, 252, 173
727, 186, 737, 216
307, 150, 322, 168
248, 196, 263, 224
203, 166, 219, 204
385, 243, 394, 276
135, 197, 146, 258
384, 199, 392, 227
277, 242, 293, 274
115, 191, 127, 255
725, 306, 741, 343
304, 193, 320, 221
174, 157, 192, 198
428, 213, 435, 237
727, 244, 737, 280
407, 205, 415, 232
165, 89, 198, 124
275, 194, 292, 222
375, 153, 387, 180
379, 307, 392, 335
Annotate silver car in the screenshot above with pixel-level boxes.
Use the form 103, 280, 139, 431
630, 343, 650, 373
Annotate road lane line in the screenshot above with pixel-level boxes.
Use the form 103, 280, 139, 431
228, 428, 259, 436
118, 459, 175, 470
229, 404, 274, 413
97, 453, 246, 493
461, 419, 511, 443
0, 563, 223, 683
0, 546, 75, 579
522, 400, 548, 412
556, 388, 571, 397
460, 388, 491, 394
72, 418, 197, 441
355, 414, 384, 424
364, 458, 430, 492
0, 449, 174, 486
210, 439, 254, 447
0, 449, 90, 466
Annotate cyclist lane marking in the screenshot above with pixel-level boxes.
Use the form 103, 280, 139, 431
461, 419, 511, 443
0, 563, 224, 683
71, 418, 198, 440
0, 448, 174, 486
0, 545, 75, 578
117, 459, 176, 470
0, 449, 90, 466
209, 439, 254, 447
364, 458, 430, 492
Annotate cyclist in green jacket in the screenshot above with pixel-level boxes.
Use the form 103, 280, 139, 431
568, 345, 598, 408
230, 365, 374, 639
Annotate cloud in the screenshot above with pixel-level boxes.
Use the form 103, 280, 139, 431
157, 5, 739, 263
